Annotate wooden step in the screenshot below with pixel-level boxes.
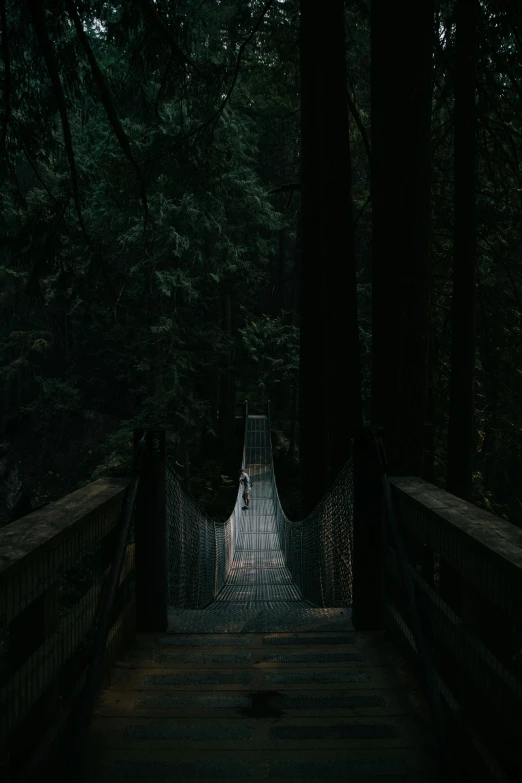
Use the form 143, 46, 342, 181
95, 687, 416, 720
84, 629, 439, 782
82, 747, 438, 782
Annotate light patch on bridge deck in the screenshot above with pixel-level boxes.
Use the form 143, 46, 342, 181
167, 415, 354, 634
220, 416, 307, 611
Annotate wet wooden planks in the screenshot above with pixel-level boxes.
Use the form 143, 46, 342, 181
83, 630, 439, 782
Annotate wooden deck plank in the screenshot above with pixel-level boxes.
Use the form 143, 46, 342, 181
94, 686, 415, 720
85, 628, 438, 782
85, 714, 427, 750
84, 417, 438, 781
83, 745, 438, 783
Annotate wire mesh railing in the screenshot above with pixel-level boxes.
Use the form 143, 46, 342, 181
264, 400, 353, 608
165, 462, 243, 608
271, 450, 354, 608
164, 406, 354, 611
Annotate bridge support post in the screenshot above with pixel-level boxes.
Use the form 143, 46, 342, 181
133, 429, 168, 632
352, 426, 386, 629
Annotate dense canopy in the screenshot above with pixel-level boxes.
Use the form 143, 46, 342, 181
1, 0, 522, 530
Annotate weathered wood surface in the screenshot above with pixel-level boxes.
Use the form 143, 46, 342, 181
84, 630, 440, 782
0, 478, 128, 621
0, 478, 128, 577
0, 544, 135, 744
0, 477, 134, 779
384, 604, 513, 783
389, 477, 522, 570
387, 477, 522, 781
385, 546, 522, 722
389, 476, 522, 612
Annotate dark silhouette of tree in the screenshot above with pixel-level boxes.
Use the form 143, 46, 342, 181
371, 0, 433, 476
323, 0, 362, 481
447, 0, 478, 501
298, 0, 329, 511
299, 0, 362, 512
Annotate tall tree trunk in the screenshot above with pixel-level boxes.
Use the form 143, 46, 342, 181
144, 268, 164, 402
299, 0, 328, 512
423, 335, 435, 483
273, 229, 289, 416
292, 210, 301, 322
183, 429, 190, 489
199, 367, 220, 461
289, 380, 298, 459
371, 0, 433, 475
299, 0, 363, 511
476, 299, 499, 500
290, 215, 300, 461
323, 0, 362, 480
2, 376, 9, 433
447, 0, 478, 500
218, 293, 235, 461
272, 227, 285, 317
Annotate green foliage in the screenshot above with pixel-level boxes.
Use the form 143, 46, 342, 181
427, 0, 522, 522
239, 315, 299, 394
189, 461, 237, 521
3, 0, 520, 534
0, 0, 299, 512
24, 377, 81, 415
90, 424, 134, 479
472, 471, 510, 520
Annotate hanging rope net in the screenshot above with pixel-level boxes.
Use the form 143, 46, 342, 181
165, 414, 353, 610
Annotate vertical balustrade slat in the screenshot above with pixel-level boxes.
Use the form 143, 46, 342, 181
133, 429, 168, 632
352, 426, 385, 629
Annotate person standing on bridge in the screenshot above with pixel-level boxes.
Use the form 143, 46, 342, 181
239, 469, 252, 510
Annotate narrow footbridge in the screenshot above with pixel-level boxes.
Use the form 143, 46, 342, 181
1, 406, 522, 782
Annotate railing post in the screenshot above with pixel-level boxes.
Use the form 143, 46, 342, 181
133, 429, 168, 632
352, 425, 386, 629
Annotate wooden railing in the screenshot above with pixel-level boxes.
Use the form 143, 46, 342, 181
387, 476, 522, 783
0, 478, 133, 780
4, 438, 522, 782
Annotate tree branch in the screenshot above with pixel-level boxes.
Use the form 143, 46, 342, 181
28, 0, 88, 239
197, 0, 276, 135
346, 87, 371, 165
65, 0, 148, 226
0, 0, 10, 151
17, 135, 59, 203
138, 0, 200, 73
154, 53, 175, 119
269, 182, 300, 194
477, 28, 522, 105
353, 192, 371, 230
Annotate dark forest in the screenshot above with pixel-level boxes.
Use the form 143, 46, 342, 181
3, 3, 522, 783
1, 0, 520, 529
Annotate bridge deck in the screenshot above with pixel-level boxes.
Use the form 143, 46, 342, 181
83, 416, 439, 780
84, 630, 438, 781
168, 416, 352, 633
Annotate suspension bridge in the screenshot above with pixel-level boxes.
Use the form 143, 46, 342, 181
1, 405, 522, 782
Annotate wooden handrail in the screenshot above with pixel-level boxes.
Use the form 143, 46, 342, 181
0, 477, 132, 779
387, 475, 522, 782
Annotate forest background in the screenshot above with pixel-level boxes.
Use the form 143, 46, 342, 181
1, 0, 521, 529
